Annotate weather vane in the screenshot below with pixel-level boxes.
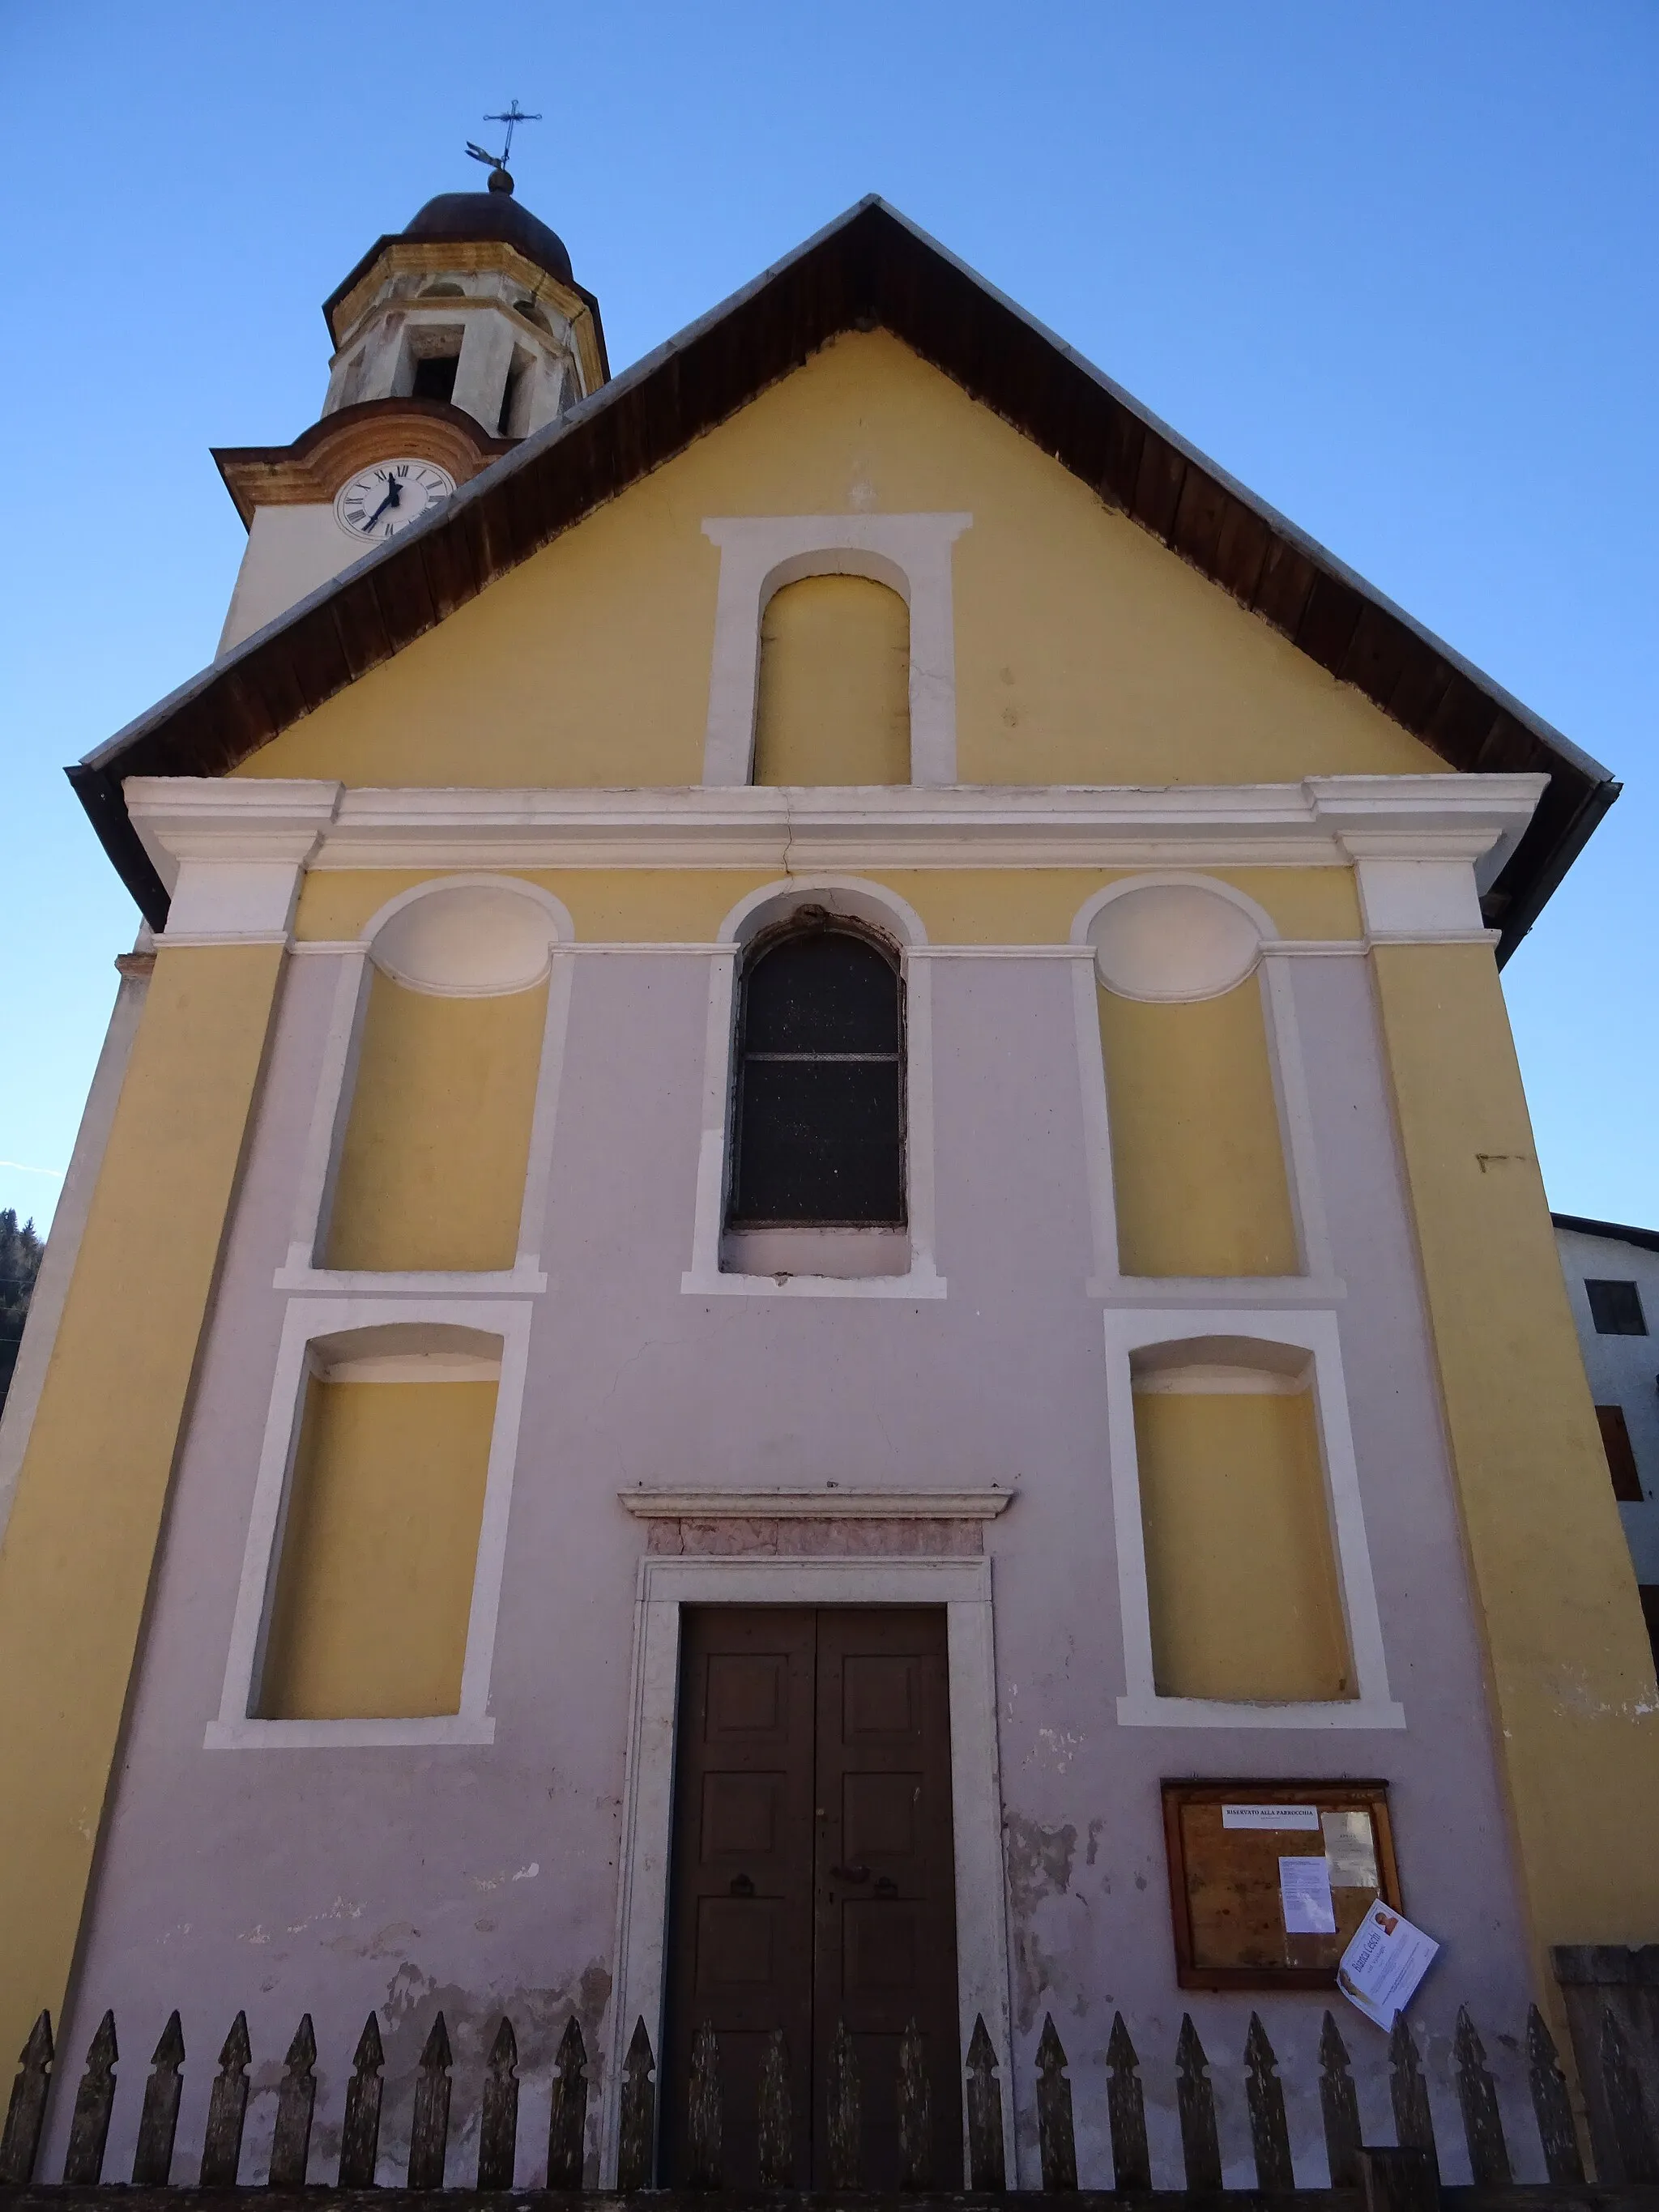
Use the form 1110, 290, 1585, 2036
467, 100, 542, 177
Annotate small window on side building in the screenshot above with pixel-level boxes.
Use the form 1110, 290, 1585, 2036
1597, 1404, 1644, 1502
1587, 1279, 1648, 1336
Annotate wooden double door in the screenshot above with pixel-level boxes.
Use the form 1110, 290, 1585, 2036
662, 1607, 962, 2187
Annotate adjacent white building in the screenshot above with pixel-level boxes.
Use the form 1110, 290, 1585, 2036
1555, 1214, 1659, 1636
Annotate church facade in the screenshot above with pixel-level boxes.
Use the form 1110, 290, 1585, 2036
0, 181, 1654, 2188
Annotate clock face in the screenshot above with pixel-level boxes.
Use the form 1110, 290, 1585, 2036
334, 459, 454, 543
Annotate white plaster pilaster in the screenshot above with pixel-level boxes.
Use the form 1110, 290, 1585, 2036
1344, 844, 1492, 941
126, 778, 343, 945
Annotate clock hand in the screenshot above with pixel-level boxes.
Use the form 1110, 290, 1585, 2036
358, 478, 403, 531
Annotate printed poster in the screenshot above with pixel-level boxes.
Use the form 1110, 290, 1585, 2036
1337, 1901, 1439, 2030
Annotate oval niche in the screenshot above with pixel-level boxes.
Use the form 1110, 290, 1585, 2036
369, 884, 557, 997
1090, 882, 1264, 1003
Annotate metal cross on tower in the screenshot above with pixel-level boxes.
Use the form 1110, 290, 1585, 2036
466, 100, 542, 176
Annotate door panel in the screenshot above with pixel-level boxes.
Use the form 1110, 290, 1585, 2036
663, 1608, 960, 2187
814, 1609, 962, 2187
663, 1610, 817, 2186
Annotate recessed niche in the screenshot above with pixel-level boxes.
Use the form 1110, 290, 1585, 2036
1091, 882, 1263, 1003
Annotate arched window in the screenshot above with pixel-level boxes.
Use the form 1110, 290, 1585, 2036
728, 919, 904, 1227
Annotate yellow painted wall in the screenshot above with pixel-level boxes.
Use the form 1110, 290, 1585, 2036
258, 1377, 494, 1720
326, 972, 547, 1272
1135, 1384, 1351, 1700
1100, 976, 1299, 1276
753, 573, 911, 786
293, 865, 1363, 951
235, 332, 1444, 792
0, 944, 283, 2064
1373, 944, 1659, 1948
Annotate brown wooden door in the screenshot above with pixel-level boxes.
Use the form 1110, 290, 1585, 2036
663, 1607, 961, 2188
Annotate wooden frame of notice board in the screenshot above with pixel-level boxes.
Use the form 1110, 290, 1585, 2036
1162, 1779, 1401, 1991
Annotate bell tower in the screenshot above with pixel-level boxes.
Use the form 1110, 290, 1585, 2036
213, 158, 607, 656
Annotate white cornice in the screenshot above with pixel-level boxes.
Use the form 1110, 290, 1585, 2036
618, 1488, 1016, 1519
121, 773, 1547, 877
126, 778, 343, 893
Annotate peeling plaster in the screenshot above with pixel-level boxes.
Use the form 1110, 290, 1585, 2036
1004, 1813, 1077, 2032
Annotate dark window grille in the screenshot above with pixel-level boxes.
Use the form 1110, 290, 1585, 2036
1588, 1279, 1648, 1336
728, 922, 904, 1227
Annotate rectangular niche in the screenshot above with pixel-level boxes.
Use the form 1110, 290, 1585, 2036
256, 1349, 498, 1722
1133, 1343, 1352, 1703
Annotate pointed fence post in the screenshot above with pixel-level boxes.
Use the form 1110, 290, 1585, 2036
1105, 2012, 1149, 2193
546, 2017, 588, 2190
1388, 2015, 1438, 2182
1525, 2005, 1584, 2185
477, 2018, 519, 2190
0, 2011, 53, 2185
686, 2020, 723, 2189
1034, 2016, 1077, 2192
964, 2015, 1005, 2191
1175, 2014, 1222, 2191
825, 2018, 862, 2190
1244, 2013, 1294, 2193
268, 2014, 317, 2189
1452, 2006, 1511, 2186
132, 2012, 186, 2185
62, 2011, 118, 2185
1318, 2011, 1362, 2189
616, 2017, 656, 2193
897, 2017, 932, 2190
757, 2027, 793, 2189
338, 2015, 385, 2190
200, 2013, 252, 2188
1599, 2006, 1658, 2183
407, 2014, 453, 2190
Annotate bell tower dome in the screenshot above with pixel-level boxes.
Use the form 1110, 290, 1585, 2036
212, 168, 608, 657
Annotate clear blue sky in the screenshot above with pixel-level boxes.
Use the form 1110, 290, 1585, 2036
3, 2, 1655, 1233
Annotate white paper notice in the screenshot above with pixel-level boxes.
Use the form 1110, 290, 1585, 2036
1337, 1903, 1440, 2030
1222, 1804, 1321, 1831
1278, 1855, 1337, 1934
1320, 1809, 1380, 1890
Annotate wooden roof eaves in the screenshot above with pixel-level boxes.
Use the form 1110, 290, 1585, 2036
73, 195, 1614, 957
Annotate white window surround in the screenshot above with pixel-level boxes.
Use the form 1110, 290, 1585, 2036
1105, 1308, 1404, 1731
700, 514, 973, 789
603, 1553, 1015, 2186
1069, 876, 1337, 1302
680, 876, 945, 1300
274, 876, 575, 1295
207, 1298, 532, 1750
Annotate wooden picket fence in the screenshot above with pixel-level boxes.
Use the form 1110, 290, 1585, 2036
2, 1993, 1657, 2202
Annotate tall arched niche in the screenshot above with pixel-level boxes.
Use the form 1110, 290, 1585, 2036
323, 880, 561, 1273
1085, 878, 1299, 1277
753, 572, 911, 786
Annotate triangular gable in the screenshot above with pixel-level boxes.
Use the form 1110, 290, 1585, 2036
71, 198, 1614, 957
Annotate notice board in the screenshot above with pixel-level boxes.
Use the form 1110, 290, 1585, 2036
1162, 1779, 1400, 1990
